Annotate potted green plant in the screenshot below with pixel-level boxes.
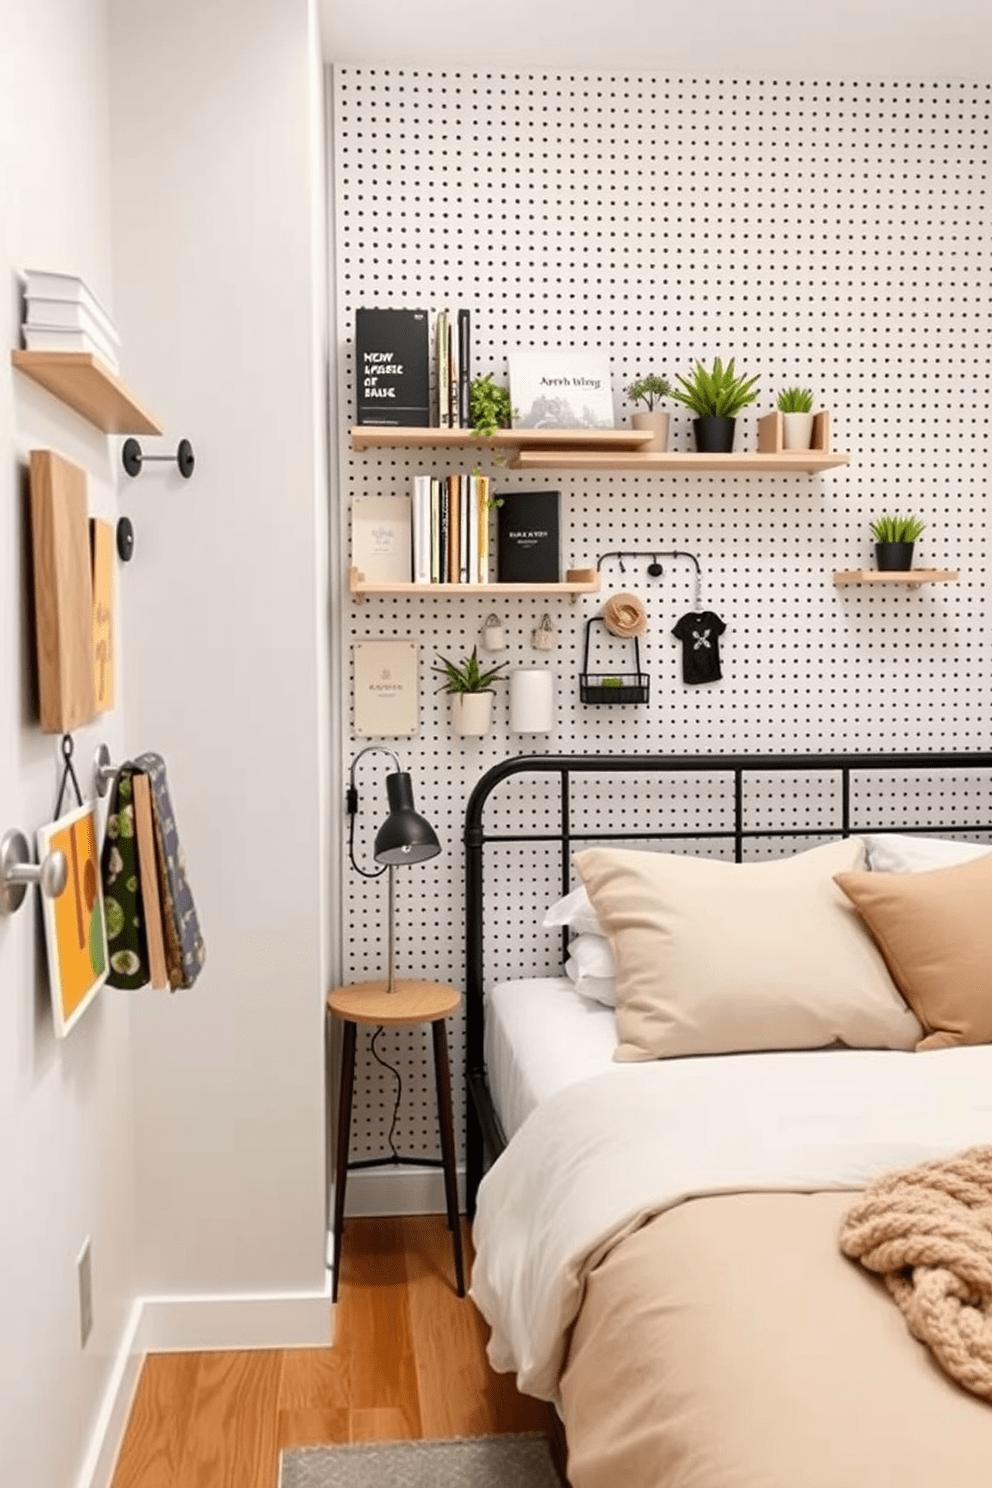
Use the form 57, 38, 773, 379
433, 646, 508, 736
626, 373, 672, 451
670, 357, 760, 453
870, 514, 926, 572
469, 374, 513, 438
777, 385, 816, 450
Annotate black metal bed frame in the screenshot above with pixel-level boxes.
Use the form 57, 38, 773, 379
462, 750, 992, 1214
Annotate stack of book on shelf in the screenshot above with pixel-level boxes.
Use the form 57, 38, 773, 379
21, 268, 121, 373
355, 306, 471, 429
413, 471, 491, 584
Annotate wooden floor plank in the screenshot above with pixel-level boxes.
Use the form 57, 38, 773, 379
110, 1216, 563, 1485
173, 1350, 283, 1488
278, 1345, 350, 1412
405, 1215, 506, 1438
276, 1407, 350, 1449
110, 1351, 201, 1488
336, 1216, 422, 1437
350, 1406, 415, 1442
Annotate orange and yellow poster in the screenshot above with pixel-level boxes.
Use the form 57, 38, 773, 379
37, 802, 107, 1037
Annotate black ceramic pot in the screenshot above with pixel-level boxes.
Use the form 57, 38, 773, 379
875, 541, 915, 572
693, 415, 737, 453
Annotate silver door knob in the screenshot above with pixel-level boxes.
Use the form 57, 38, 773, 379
0, 829, 69, 915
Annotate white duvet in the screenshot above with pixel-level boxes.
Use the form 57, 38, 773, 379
470, 1044, 992, 1401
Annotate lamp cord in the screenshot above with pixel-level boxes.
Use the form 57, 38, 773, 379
369, 1025, 403, 1160
347, 785, 387, 879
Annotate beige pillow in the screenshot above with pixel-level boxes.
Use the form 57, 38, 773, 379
834, 853, 992, 1051
575, 840, 921, 1062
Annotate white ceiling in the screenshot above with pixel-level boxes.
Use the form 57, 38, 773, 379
320, 0, 991, 79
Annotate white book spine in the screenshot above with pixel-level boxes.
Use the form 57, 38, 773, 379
468, 474, 480, 584
459, 476, 470, 583
412, 476, 432, 584
20, 324, 119, 372
22, 270, 119, 343
25, 296, 121, 346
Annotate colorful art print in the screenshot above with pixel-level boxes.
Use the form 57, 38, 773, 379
508, 350, 615, 430
37, 801, 108, 1038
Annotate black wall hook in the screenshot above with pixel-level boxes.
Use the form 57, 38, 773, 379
122, 436, 195, 480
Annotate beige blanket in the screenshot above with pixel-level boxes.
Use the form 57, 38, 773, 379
561, 1191, 992, 1488
840, 1144, 992, 1400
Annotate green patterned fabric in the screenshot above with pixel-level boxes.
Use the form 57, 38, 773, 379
100, 767, 150, 989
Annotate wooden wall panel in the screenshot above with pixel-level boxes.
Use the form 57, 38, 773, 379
29, 449, 96, 733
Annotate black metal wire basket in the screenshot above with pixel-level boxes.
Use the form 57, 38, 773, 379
579, 618, 650, 704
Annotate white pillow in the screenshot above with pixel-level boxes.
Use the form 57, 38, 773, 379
864, 833, 992, 875
564, 932, 617, 1007
543, 885, 605, 937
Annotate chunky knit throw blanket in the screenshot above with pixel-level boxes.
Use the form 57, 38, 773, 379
840, 1146, 992, 1401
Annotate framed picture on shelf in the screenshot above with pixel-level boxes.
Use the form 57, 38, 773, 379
508, 350, 615, 430
37, 800, 108, 1038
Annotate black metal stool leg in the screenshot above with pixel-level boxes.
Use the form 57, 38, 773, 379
332, 1019, 357, 1303
432, 1017, 465, 1297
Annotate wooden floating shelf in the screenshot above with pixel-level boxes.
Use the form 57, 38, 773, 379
350, 426, 651, 452
833, 569, 959, 588
350, 411, 851, 474
508, 449, 851, 473
349, 566, 601, 602
11, 350, 162, 435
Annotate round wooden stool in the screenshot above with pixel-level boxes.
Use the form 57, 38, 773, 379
326, 978, 464, 1301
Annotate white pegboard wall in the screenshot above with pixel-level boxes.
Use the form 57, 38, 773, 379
331, 68, 991, 1166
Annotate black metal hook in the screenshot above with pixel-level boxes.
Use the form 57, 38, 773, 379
597, 549, 702, 579
122, 437, 195, 480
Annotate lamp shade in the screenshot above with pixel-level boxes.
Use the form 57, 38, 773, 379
373, 771, 441, 866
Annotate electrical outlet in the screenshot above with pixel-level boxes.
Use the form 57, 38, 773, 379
77, 1238, 93, 1348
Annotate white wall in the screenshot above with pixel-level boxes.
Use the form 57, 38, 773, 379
0, 3, 139, 1485
2, 0, 329, 1483
108, 0, 331, 1303
321, 0, 992, 77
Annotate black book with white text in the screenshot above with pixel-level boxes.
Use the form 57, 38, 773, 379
496, 490, 561, 583
355, 308, 430, 426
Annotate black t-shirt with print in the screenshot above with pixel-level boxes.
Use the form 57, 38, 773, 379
672, 610, 726, 685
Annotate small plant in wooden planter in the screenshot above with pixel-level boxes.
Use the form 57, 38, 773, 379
433, 646, 508, 736
870, 514, 926, 571
776, 385, 816, 450
626, 373, 672, 451
671, 358, 760, 453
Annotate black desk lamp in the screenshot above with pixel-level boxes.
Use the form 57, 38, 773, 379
347, 747, 441, 992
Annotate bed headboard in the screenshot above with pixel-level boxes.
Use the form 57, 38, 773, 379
461, 750, 992, 1210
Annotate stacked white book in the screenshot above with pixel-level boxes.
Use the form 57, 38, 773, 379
21, 269, 121, 373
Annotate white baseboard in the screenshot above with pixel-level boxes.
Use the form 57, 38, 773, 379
342, 1161, 467, 1217
74, 1301, 144, 1488
76, 1279, 336, 1488
136, 1275, 335, 1353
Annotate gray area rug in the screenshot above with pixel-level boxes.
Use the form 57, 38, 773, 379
279, 1433, 560, 1488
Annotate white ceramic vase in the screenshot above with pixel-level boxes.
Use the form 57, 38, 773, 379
781, 411, 815, 450
451, 691, 493, 737
509, 669, 555, 733
631, 409, 670, 452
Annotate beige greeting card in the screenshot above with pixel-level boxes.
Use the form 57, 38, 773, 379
353, 639, 418, 737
